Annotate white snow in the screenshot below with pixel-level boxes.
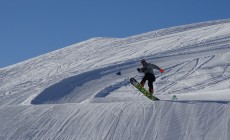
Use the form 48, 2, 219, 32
0, 19, 230, 139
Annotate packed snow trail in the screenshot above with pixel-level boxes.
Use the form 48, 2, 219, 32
1, 101, 230, 140
30, 50, 230, 104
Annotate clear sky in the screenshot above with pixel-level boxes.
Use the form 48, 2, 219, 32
0, 0, 229, 68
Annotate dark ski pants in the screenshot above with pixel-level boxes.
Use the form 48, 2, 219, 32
140, 73, 156, 91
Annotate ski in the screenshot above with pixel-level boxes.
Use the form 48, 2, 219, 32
130, 78, 159, 101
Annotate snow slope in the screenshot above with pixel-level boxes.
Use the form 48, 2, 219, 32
0, 19, 230, 139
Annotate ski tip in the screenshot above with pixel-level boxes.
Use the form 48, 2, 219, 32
130, 77, 136, 82
153, 98, 160, 101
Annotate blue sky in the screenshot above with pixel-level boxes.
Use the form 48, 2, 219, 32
0, 0, 229, 68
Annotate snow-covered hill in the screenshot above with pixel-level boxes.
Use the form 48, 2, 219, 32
0, 19, 230, 139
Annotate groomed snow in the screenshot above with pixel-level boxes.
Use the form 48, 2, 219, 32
0, 19, 230, 139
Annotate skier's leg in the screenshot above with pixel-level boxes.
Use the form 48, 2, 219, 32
140, 74, 147, 87
148, 74, 156, 94
148, 80, 154, 94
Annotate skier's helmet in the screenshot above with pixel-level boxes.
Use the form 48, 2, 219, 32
141, 59, 146, 64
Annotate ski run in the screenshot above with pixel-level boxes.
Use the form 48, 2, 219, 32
0, 19, 230, 140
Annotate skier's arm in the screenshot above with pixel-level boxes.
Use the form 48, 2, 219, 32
150, 64, 161, 70
150, 64, 165, 73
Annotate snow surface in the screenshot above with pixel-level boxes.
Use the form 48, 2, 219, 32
0, 19, 230, 139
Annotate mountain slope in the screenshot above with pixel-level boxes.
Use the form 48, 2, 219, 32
0, 19, 230, 139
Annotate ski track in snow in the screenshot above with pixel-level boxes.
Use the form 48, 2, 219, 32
0, 19, 230, 139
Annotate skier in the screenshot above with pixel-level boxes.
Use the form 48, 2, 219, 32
137, 59, 164, 94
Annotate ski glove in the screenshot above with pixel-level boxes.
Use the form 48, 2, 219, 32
160, 69, 165, 73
